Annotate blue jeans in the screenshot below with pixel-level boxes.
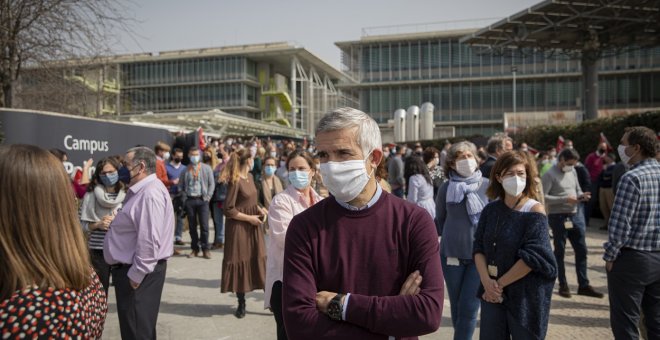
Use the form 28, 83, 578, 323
172, 195, 184, 241
441, 255, 481, 340
185, 197, 210, 251
479, 301, 535, 339
212, 201, 225, 244
548, 213, 589, 287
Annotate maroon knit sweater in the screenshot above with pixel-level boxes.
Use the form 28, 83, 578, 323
282, 192, 444, 339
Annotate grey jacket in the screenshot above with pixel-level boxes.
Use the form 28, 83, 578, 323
178, 163, 215, 202
541, 165, 583, 214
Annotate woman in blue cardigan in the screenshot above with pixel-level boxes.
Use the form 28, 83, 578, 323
474, 151, 557, 339
435, 141, 489, 340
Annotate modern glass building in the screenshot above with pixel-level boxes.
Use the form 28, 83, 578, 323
17, 42, 355, 137
336, 29, 660, 137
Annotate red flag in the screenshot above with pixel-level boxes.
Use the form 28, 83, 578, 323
599, 132, 613, 153
556, 136, 565, 153
527, 146, 539, 155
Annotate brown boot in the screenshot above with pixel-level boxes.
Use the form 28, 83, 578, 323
203, 250, 211, 259
173, 248, 181, 256
187, 250, 199, 258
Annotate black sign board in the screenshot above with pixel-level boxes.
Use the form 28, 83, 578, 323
0, 109, 174, 171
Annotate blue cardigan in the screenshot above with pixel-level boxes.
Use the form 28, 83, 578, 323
473, 200, 558, 339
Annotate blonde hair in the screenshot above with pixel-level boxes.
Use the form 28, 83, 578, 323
219, 148, 251, 184
0, 145, 91, 300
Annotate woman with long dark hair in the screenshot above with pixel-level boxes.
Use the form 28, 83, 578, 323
80, 157, 126, 293
404, 155, 436, 219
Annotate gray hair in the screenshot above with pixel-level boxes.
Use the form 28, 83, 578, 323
127, 146, 157, 174
486, 134, 512, 155
444, 141, 478, 175
316, 107, 382, 157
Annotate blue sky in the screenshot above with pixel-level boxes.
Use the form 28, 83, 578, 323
114, 0, 538, 68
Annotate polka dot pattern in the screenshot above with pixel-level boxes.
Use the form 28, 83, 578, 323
0, 272, 107, 339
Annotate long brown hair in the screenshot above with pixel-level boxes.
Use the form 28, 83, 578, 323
219, 148, 252, 184
0, 144, 92, 300
486, 151, 539, 201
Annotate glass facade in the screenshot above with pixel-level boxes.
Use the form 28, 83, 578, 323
120, 56, 260, 117
341, 35, 660, 136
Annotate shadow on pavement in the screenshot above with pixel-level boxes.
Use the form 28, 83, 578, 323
550, 299, 609, 311
159, 301, 235, 317
166, 277, 221, 289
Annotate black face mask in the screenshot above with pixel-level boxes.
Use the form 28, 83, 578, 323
203, 154, 212, 163
173, 158, 182, 164
598, 148, 606, 153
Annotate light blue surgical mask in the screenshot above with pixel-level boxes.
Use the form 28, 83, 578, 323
100, 172, 118, 187
190, 155, 200, 164
264, 165, 276, 176
288, 170, 310, 190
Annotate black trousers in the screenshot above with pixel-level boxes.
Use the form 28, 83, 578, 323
90, 249, 110, 294
270, 281, 288, 340
112, 260, 167, 340
185, 197, 210, 251
607, 249, 660, 340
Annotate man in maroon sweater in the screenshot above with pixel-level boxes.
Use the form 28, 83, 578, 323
283, 107, 444, 339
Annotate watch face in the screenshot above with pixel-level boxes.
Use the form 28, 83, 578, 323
328, 300, 341, 320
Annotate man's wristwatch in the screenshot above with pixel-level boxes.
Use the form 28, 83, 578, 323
327, 293, 345, 321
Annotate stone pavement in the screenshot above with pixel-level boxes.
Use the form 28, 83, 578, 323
101, 218, 614, 339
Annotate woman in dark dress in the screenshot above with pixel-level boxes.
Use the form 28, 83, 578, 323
220, 148, 267, 318
474, 151, 557, 339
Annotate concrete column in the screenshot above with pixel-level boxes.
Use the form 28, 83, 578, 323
582, 50, 599, 120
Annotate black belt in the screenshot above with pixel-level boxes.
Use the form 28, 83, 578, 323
110, 259, 166, 270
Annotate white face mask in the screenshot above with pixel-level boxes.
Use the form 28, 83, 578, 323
163, 152, 170, 160
319, 154, 373, 203
455, 158, 478, 177
618, 144, 632, 165
562, 165, 574, 173
502, 175, 526, 197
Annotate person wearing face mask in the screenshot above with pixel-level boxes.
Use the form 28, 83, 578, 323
166, 148, 186, 248
434, 141, 489, 340
104, 146, 174, 340
220, 148, 267, 319
265, 150, 322, 340
257, 156, 284, 210
541, 148, 603, 299
473, 151, 557, 340
275, 152, 290, 188
282, 108, 443, 339
178, 147, 215, 260
423, 147, 445, 197
80, 157, 127, 294
154, 141, 175, 190
604, 126, 660, 340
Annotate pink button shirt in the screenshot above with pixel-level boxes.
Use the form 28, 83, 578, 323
265, 185, 322, 308
104, 174, 175, 284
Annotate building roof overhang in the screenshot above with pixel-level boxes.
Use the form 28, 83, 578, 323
105, 110, 307, 138
460, 0, 660, 51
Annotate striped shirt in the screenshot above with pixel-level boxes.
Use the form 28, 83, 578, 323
83, 192, 118, 250
603, 158, 660, 261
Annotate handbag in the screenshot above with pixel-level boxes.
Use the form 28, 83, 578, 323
213, 182, 228, 202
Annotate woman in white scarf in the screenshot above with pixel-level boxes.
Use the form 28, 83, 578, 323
80, 157, 126, 293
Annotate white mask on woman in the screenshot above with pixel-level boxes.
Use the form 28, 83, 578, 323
502, 175, 526, 197
455, 158, 478, 177
320, 154, 373, 203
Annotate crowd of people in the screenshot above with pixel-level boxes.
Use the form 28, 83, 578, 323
0, 107, 658, 340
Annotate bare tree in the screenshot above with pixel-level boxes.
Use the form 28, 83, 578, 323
0, 0, 133, 108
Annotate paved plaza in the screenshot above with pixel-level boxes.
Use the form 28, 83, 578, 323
102, 218, 614, 339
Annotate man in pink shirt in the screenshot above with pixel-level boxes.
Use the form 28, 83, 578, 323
104, 146, 175, 340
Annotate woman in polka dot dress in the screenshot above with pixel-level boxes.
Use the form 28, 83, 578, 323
0, 145, 108, 338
